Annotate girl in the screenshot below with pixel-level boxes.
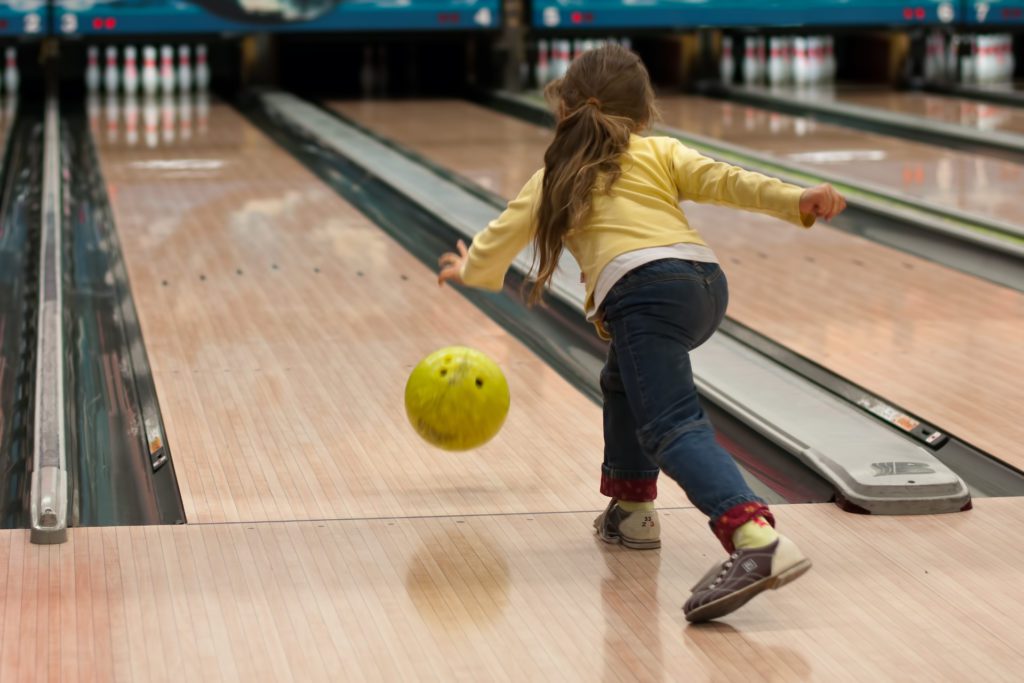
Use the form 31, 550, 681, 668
437, 44, 845, 623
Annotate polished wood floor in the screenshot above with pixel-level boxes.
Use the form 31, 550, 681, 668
89, 98, 694, 523
2, 498, 1023, 681
2, 94, 1018, 682
656, 95, 1024, 229
819, 87, 1024, 136
333, 98, 1024, 467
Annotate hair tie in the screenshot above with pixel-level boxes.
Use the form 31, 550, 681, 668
585, 97, 602, 110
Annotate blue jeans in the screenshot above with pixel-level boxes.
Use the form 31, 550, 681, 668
598, 259, 765, 525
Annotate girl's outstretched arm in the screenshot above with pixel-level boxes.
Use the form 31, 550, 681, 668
436, 169, 543, 291
670, 139, 846, 226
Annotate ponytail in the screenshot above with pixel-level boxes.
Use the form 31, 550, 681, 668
528, 45, 656, 305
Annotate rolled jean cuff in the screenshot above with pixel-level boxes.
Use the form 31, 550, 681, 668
710, 499, 775, 553
600, 466, 659, 502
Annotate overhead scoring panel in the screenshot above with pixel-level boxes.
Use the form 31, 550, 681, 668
0, 1, 46, 37
54, 0, 500, 36
962, 1, 1024, 24
532, 1, 960, 29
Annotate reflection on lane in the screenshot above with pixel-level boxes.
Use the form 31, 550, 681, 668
659, 96, 1024, 227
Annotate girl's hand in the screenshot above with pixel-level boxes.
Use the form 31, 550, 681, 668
438, 240, 468, 287
799, 184, 847, 221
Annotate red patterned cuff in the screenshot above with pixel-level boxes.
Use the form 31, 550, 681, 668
713, 502, 775, 553
600, 474, 658, 502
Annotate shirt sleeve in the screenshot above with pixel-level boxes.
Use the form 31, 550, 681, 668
669, 140, 815, 228
459, 169, 544, 291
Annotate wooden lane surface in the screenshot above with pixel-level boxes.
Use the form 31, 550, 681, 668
813, 88, 1024, 137
332, 99, 1024, 467
90, 100, 693, 523
2, 498, 1023, 681
657, 95, 1024, 229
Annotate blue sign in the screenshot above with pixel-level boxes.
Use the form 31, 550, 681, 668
54, 0, 500, 36
0, 1, 47, 37
532, 1, 960, 29
961, 1, 1024, 24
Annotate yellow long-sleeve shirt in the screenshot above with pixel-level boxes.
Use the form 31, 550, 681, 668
460, 134, 815, 315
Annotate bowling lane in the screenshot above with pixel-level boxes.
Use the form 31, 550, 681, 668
745, 86, 1024, 137
5, 499, 1024, 680
333, 99, 1024, 468
91, 97, 695, 523
656, 95, 1024, 229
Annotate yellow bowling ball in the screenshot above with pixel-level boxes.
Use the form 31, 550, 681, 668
405, 346, 510, 451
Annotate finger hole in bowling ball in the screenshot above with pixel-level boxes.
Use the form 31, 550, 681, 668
476, 378, 483, 388
440, 369, 447, 377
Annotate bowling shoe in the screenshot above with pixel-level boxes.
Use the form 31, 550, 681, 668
683, 535, 811, 622
593, 498, 661, 549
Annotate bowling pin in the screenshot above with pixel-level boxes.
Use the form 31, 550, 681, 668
768, 36, 787, 86
123, 45, 139, 95
161, 94, 176, 144
160, 45, 175, 94
619, 37, 632, 51
720, 36, 734, 85
195, 44, 210, 91
535, 39, 550, 87
996, 35, 1005, 83
987, 35, 999, 83
142, 46, 159, 95
178, 93, 193, 142
85, 46, 100, 92
994, 34, 1004, 82
975, 35, 988, 83
4, 47, 18, 95
947, 34, 960, 81
124, 94, 139, 147
793, 37, 810, 85
555, 40, 569, 79
176, 45, 192, 92
988, 35, 1000, 83
1000, 34, 1012, 83
143, 96, 158, 148
562, 39, 573, 74
742, 37, 758, 85
549, 40, 561, 79
984, 34, 997, 84
994, 34, 1007, 83
807, 36, 822, 84
104, 46, 119, 93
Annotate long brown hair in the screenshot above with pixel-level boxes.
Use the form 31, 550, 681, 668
529, 44, 657, 305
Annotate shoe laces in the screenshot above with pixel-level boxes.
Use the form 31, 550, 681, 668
712, 552, 739, 587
